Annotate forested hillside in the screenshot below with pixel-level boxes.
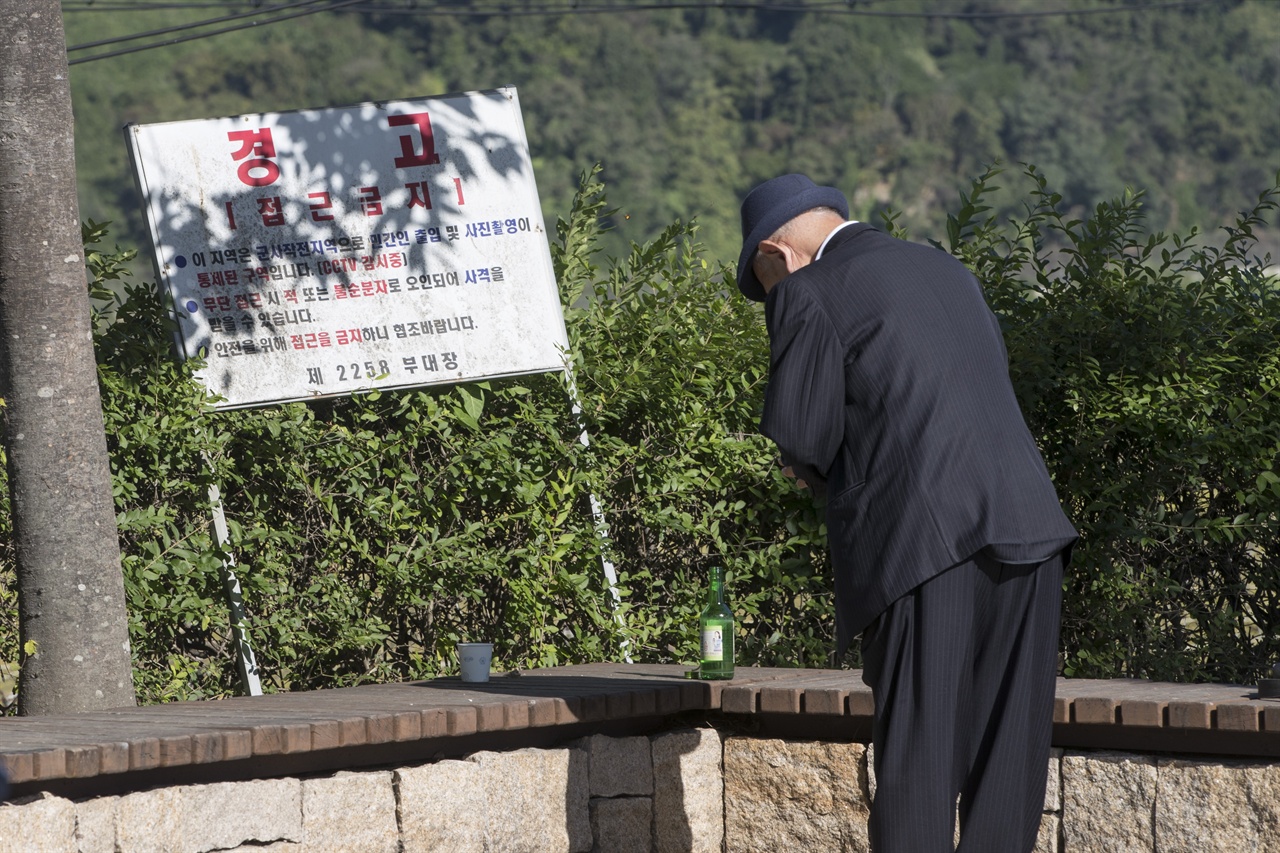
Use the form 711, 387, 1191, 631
65, 0, 1280, 265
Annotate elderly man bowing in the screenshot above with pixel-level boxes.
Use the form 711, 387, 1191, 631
738, 174, 1077, 853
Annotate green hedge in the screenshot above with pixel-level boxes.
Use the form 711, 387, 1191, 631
938, 165, 1280, 684
2, 165, 1278, 705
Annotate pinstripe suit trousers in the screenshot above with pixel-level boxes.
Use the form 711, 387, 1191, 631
860, 550, 1064, 853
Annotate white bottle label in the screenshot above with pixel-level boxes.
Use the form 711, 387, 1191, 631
701, 628, 723, 661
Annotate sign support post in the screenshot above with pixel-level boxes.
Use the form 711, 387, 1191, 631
207, 477, 262, 696
566, 370, 632, 663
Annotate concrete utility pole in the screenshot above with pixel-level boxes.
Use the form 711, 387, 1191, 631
0, 0, 136, 713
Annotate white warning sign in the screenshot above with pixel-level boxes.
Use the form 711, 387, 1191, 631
126, 87, 568, 409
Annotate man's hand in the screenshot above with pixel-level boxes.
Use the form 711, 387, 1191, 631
781, 464, 809, 491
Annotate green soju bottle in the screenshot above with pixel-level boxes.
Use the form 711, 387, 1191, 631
699, 566, 735, 680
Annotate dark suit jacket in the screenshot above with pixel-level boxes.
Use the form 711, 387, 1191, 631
760, 223, 1077, 650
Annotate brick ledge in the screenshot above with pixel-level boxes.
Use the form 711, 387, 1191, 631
2, 663, 1276, 788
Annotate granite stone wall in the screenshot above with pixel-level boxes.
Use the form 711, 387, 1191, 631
1, 730, 1275, 852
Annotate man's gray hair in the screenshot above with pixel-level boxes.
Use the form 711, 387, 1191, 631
769, 205, 845, 242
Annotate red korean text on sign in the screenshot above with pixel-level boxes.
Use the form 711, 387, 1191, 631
388, 113, 441, 169
358, 186, 384, 216
406, 181, 432, 209
308, 191, 335, 222
228, 128, 281, 187
257, 197, 285, 227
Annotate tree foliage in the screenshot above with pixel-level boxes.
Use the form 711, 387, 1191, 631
65, 0, 1280, 269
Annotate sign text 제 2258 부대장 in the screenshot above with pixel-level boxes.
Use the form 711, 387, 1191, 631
126, 86, 569, 410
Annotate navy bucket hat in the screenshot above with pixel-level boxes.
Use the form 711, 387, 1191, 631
736, 174, 849, 302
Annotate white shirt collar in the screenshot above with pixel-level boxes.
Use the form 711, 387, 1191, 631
814, 220, 858, 261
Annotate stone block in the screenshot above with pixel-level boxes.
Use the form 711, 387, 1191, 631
186, 778, 302, 852
584, 734, 653, 797
0, 792, 76, 853
589, 797, 651, 853
1035, 812, 1059, 853
1155, 758, 1280, 852
866, 742, 876, 800
1045, 748, 1062, 812
302, 770, 397, 853
652, 728, 723, 853
74, 794, 119, 853
116, 787, 182, 853
1061, 751, 1156, 853
117, 779, 301, 853
397, 760, 489, 853
469, 747, 591, 853
723, 737, 869, 853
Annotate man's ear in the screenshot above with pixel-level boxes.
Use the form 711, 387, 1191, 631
757, 238, 785, 265
758, 238, 799, 274
752, 238, 794, 292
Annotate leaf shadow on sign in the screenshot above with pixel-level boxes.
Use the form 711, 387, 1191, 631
133, 88, 548, 409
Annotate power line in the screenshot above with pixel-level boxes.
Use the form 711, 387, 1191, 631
66, 2, 267, 8
67, 0, 367, 65
64, 0, 1224, 66
339, 0, 1221, 19
65, 0, 1222, 15
67, 0, 332, 53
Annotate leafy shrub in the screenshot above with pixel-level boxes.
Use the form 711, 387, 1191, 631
89, 223, 626, 700
938, 164, 1280, 684
3, 165, 1279, 705
1, 173, 830, 705
554, 169, 831, 669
